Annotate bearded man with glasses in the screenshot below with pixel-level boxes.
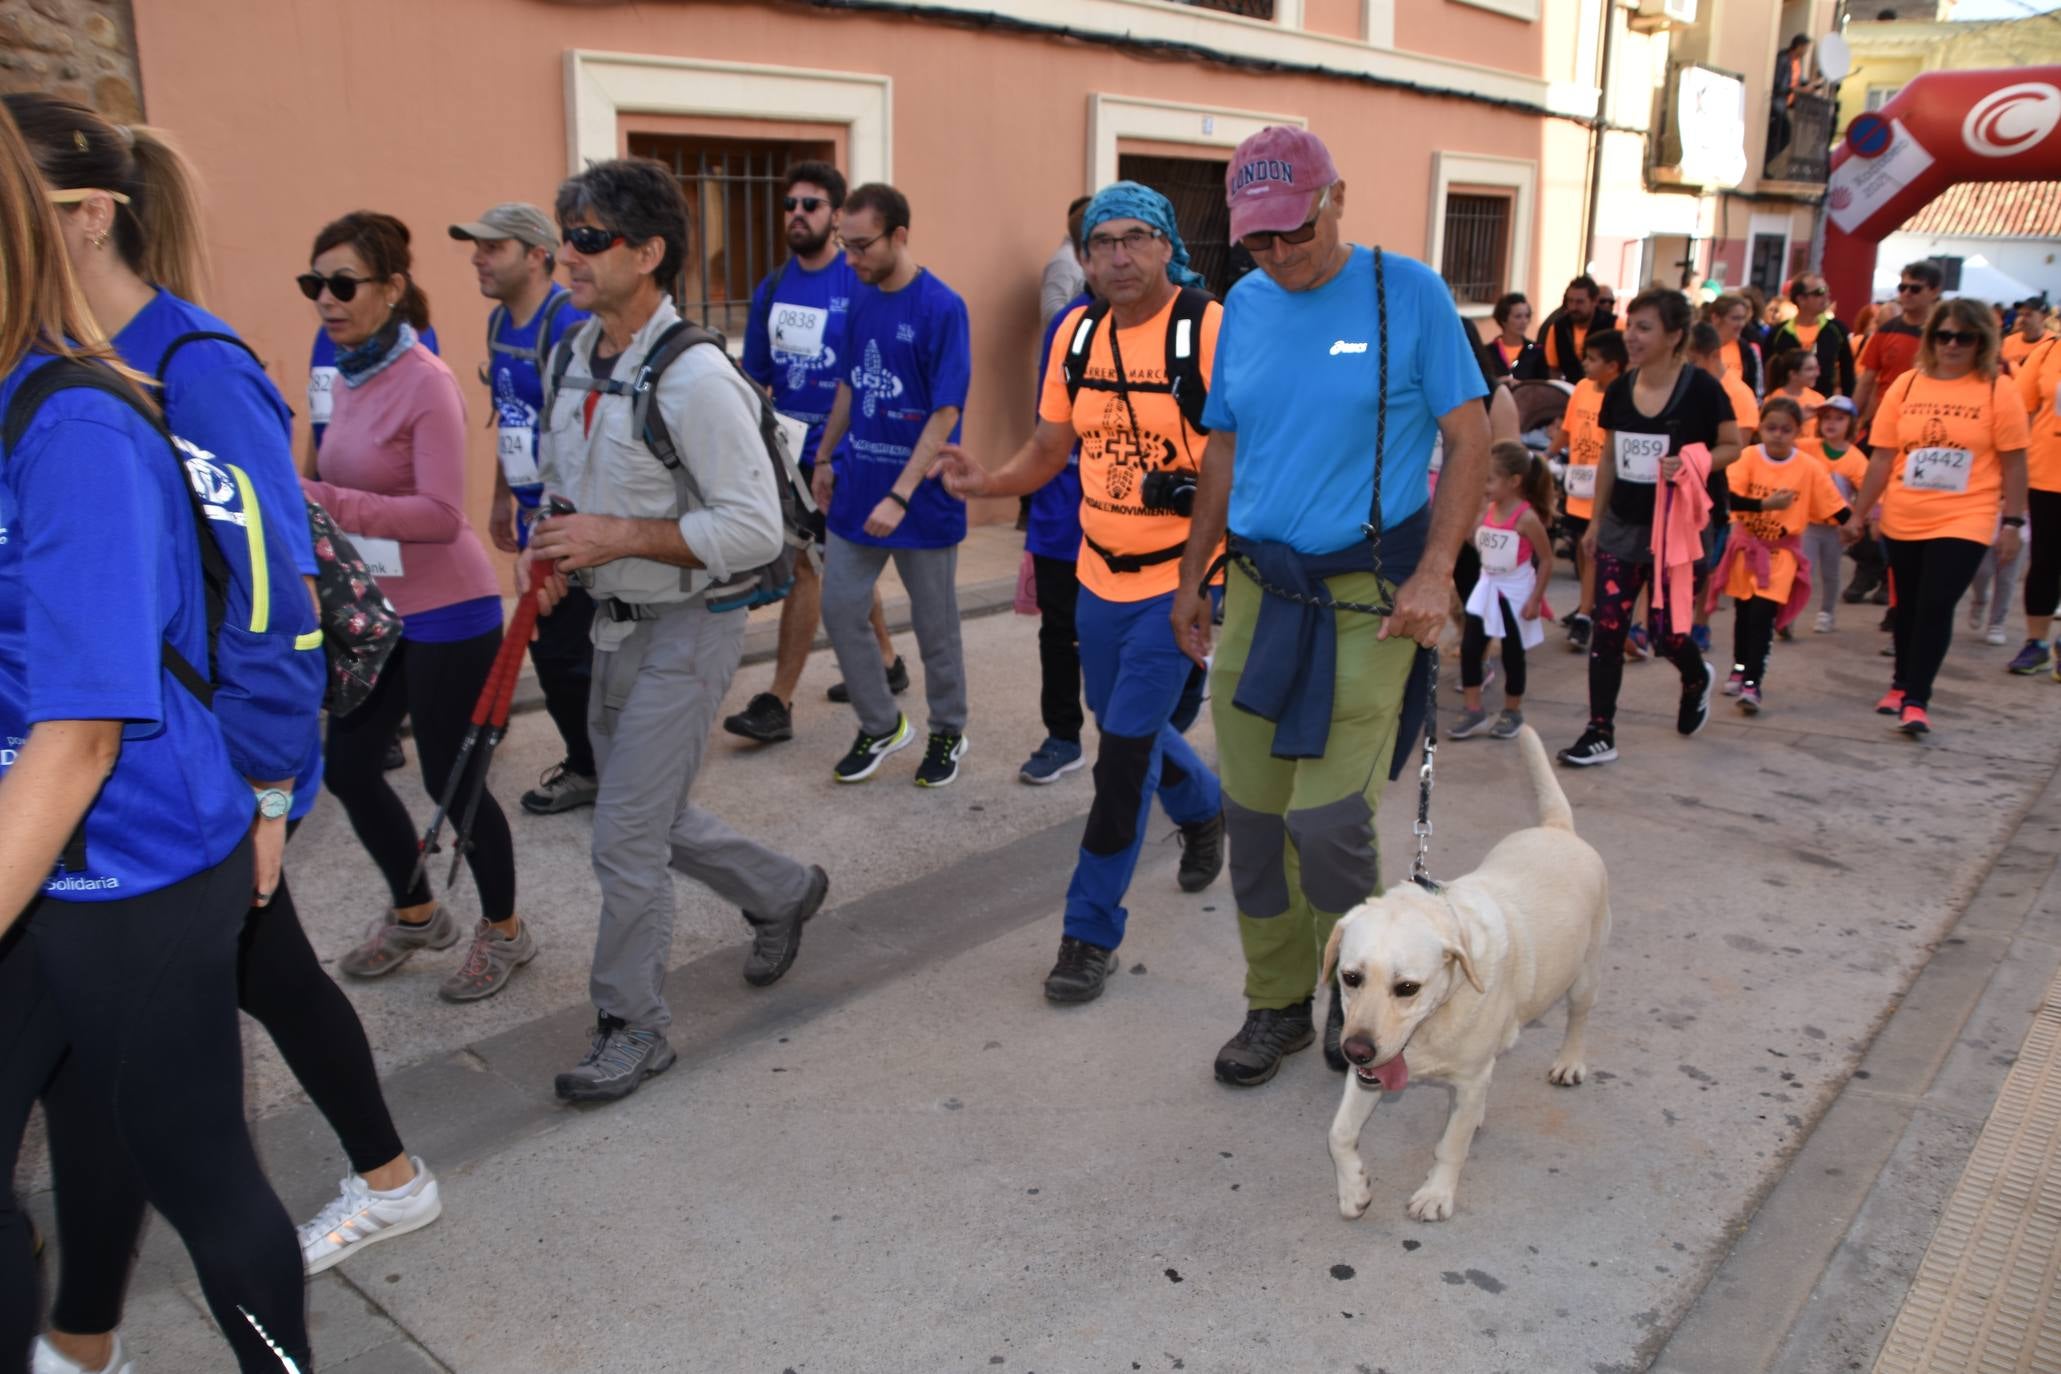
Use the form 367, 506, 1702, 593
1170, 126, 1491, 1088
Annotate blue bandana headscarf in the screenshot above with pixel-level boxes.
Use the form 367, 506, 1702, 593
1082, 181, 1204, 288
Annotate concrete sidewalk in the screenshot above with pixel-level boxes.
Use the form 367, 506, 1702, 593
27, 570, 2061, 1373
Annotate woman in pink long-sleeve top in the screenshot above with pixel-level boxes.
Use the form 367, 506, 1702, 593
302, 210, 538, 1003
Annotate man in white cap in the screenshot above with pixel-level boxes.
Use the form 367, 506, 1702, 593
1171, 125, 1491, 1087
449, 202, 597, 815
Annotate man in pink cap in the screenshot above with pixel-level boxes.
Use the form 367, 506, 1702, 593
1172, 125, 1492, 1088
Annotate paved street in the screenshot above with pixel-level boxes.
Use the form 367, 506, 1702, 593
25, 568, 2061, 1374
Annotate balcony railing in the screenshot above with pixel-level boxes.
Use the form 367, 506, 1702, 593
1765, 91, 1834, 185
1175, 0, 1275, 17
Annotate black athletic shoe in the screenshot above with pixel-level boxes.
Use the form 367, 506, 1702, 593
1213, 1000, 1316, 1087
913, 730, 968, 788
1176, 811, 1224, 893
384, 740, 406, 771
828, 655, 909, 704
723, 692, 794, 744
1043, 935, 1116, 1003
832, 715, 914, 783
1566, 613, 1592, 653
1557, 728, 1618, 768
1323, 982, 1347, 1072
1678, 658, 1714, 736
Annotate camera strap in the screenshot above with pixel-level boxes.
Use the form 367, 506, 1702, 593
1104, 308, 1149, 460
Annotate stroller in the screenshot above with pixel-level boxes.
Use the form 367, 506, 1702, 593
1508, 378, 1578, 557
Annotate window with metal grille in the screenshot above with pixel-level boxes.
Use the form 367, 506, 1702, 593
1116, 152, 1252, 300
1176, 0, 1275, 17
1440, 191, 1512, 307
628, 133, 837, 341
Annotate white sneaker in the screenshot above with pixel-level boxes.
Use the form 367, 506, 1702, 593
1986, 626, 2009, 646
32, 1335, 133, 1374
1814, 611, 1835, 634
298, 1157, 443, 1275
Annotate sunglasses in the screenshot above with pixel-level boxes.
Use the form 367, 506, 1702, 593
1240, 186, 1332, 253
1797, 286, 1827, 296
296, 271, 374, 303
561, 225, 626, 256
784, 196, 827, 214
1897, 283, 1931, 294
1931, 329, 1980, 346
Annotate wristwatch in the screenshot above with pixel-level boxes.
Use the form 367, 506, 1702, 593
253, 787, 293, 821
2002, 515, 2027, 529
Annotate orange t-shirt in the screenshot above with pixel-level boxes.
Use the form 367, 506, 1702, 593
1770, 386, 1827, 437
2002, 332, 2041, 369
1720, 371, 1760, 433
1791, 318, 1823, 352
1872, 370, 2032, 544
2014, 336, 2061, 493
1724, 445, 1847, 603
1558, 379, 1607, 519
1039, 294, 1223, 601
1721, 339, 1745, 382
1798, 437, 1869, 499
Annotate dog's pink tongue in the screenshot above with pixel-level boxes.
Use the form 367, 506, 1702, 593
1374, 1053, 1408, 1093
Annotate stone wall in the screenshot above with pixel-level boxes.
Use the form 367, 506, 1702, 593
0, 0, 141, 121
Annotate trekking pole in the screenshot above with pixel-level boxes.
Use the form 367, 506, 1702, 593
443, 585, 543, 886
405, 635, 505, 894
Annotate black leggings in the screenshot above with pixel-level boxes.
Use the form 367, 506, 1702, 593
0, 840, 311, 1373
1031, 553, 1084, 744
42, 822, 405, 1338
530, 582, 596, 777
1586, 550, 1708, 729
1886, 535, 1989, 709
1732, 596, 1778, 687
2025, 487, 2061, 620
1461, 596, 1528, 697
326, 629, 517, 920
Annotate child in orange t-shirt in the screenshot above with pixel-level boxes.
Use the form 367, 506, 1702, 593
1551, 328, 1626, 653
1798, 396, 1868, 632
1713, 397, 1852, 711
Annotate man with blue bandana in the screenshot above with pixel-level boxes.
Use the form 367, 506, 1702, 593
934, 182, 1224, 1004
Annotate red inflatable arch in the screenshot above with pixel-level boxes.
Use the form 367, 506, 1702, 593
1822, 66, 2061, 323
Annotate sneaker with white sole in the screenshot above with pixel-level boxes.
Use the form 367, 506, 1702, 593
1678, 659, 1715, 736
914, 730, 969, 788
1813, 611, 1835, 634
338, 905, 460, 979
1447, 707, 1490, 740
832, 715, 913, 782
438, 919, 538, 1003
298, 1157, 443, 1275
32, 1335, 134, 1374
1488, 709, 1524, 740
1557, 727, 1617, 768
1985, 625, 2009, 646
1018, 736, 1084, 784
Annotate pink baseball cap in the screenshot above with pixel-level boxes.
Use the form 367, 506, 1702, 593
1225, 126, 1338, 242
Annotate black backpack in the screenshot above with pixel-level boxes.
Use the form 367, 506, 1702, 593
545, 319, 819, 613
1059, 285, 1215, 436
479, 292, 574, 387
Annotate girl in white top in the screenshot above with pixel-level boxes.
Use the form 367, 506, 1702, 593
1452, 441, 1557, 741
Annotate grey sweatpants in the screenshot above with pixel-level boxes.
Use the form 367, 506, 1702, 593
587, 601, 813, 1031
1805, 525, 1845, 615
1973, 541, 2022, 627
821, 532, 968, 737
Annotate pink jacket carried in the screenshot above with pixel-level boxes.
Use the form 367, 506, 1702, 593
1649, 442, 1712, 636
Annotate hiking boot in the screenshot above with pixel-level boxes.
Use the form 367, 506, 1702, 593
1813, 611, 1835, 634
1176, 811, 1224, 893
1874, 687, 1906, 716
521, 762, 597, 815
914, 730, 969, 788
297, 1157, 442, 1276
1557, 728, 1617, 768
828, 655, 908, 703
1322, 982, 1347, 1072
723, 692, 794, 744
2008, 640, 2053, 675
338, 905, 460, 979
743, 865, 829, 987
1488, 709, 1524, 740
833, 715, 914, 783
1737, 683, 1762, 715
1566, 613, 1592, 653
1214, 1000, 1316, 1087
1448, 707, 1491, 740
438, 920, 538, 1002
554, 1017, 677, 1103
1043, 935, 1117, 1004
1678, 659, 1715, 736
1722, 667, 1745, 697
1897, 703, 1932, 736
1018, 736, 1085, 784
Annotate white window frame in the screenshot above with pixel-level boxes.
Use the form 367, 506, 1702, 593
1747, 211, 1791, 292
1426, 152, 1537, 317
562, 51, 893, 183
1452, 0, 1541, 20
1087, 94, 1308, 195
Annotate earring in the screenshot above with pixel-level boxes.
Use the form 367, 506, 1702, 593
90, 230, 108, 250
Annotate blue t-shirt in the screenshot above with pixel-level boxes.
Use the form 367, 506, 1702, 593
0, 354, 252, 900
117, 291, 327, 818
742, 254, 858, 473
310, 323, 438, 452
486, 286, 589, 546
1202, 246, 1486, 555
1026, 291, 1087, 562
831, 269, 972, 549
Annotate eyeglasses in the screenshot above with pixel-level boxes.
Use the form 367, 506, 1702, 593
561, 225, 626, 256
1931, 329, 1980, 346
296, 271, 374, 303
784, 196, 828, 214
838, 232, 884, 254
1239, 186, 1331, 253
1897, 282, 1931, 295
1085, 228, 1165, 258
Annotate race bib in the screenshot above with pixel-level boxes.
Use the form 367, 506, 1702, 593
1615, 432, 1666, 484
770, 302, 828, 359
1904, 446, 1973, 494
1475, 524, 1520, 574
1428, 434, 1444, 474
1564, 463, 1597, 501
350, 535, 404, 580
497, 425, 539, 488
308, 366, 338, 425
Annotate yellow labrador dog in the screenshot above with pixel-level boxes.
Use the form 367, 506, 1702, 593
1322, 725, 1609, 1223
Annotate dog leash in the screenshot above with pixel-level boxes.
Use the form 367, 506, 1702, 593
1410, 649, 1440, 892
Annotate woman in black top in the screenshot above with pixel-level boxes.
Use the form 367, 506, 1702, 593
1486, 291, 1535, 379
1559, 288, 1741, 768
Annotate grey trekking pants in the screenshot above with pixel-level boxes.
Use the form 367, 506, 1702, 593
820, 533, 968, 737
587, 600, 812, 1031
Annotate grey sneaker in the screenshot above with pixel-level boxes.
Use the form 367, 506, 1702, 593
438, 920, 538, 1003
1448, 707, 1491, 740
338, 905, 460, 979
554, 1018, 677, 1103
742, 865, 830, 987
521, 762, 598, 815
1488, 709, 1524, 739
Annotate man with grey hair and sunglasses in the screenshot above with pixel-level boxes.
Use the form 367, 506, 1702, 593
525, 157, 827, 1104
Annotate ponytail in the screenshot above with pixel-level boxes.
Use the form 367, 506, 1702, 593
1521, 452, 1556, 527
123, 126, 207, 303
1488, 439, 1553, 526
